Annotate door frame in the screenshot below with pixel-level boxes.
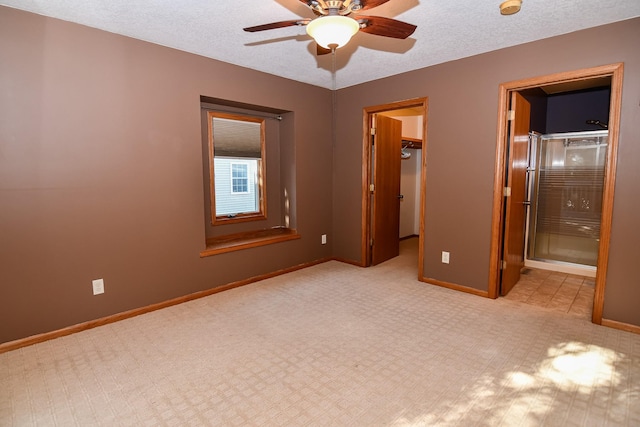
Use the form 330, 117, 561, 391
488, 63, 624, 325
361, 97, 428, 272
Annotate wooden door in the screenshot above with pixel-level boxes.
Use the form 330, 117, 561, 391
501, 92, 531, 295
371, 115, 402, 265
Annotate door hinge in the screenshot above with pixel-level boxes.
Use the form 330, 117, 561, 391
369, 184, 375, 192
370, 127, 376, 135
370, 238, 374, 247
508, 110, 515, 121
501, 260, 507, 270
503, 187, 511, 197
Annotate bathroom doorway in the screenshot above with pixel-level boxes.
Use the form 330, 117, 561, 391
488, 63, 623, 325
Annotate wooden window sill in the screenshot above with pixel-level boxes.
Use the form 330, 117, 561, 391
200, 227, 300, 257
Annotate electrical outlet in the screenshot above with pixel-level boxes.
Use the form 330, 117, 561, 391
321, 234, 327, 245
92, 278, 104, 295
441, 251, 450, 264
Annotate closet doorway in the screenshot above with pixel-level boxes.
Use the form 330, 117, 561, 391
489, 63, 623, 325
361, 98, 427, 273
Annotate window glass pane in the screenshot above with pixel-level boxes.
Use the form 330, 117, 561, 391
214, 158, 260, 217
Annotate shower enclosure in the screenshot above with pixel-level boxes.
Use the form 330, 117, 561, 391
526, 130, 608, 270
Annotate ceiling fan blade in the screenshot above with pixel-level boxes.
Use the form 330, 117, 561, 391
243, 19, 311, 32
359, 0, 392, 11
357, 15, 417, 39
316, 44, 332, 55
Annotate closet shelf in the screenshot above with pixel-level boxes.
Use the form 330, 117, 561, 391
402, 137, 422, 149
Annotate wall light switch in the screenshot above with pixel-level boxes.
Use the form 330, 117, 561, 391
92, 278, 105, 295
321, 234, 327, 245
441, 251, 450, 264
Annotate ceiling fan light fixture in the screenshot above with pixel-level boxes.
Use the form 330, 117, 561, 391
306, 15, 360, 49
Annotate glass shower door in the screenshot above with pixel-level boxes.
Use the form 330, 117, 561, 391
528, 131, 608, 267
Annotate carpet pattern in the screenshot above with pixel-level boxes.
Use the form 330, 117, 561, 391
2, 240, 639, 426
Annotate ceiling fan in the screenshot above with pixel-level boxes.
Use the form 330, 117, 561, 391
243, 0, 417, 55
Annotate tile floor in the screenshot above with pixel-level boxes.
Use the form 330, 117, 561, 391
503, 268, 595, 319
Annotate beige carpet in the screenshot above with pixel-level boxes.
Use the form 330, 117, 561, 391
2, 239, 639, 426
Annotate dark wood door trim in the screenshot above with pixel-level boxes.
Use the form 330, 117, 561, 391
488, 63, 624, 326
362, 98, 428, 274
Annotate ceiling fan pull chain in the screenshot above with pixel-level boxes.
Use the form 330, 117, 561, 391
331, 48, 337, 148
332, 47, 337, 91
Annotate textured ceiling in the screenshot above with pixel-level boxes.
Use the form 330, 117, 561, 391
2, 0, 639, 89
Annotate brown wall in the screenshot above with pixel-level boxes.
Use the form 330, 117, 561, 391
2, 8, 639, 344
0, 7, 334, 344
333, 18, 640, 326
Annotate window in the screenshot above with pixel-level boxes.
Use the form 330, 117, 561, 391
208, 111, 266, 224
231, 163, 249, 193
200, 96, 299, 257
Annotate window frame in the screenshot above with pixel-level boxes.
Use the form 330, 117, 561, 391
208, 111, 267, 225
